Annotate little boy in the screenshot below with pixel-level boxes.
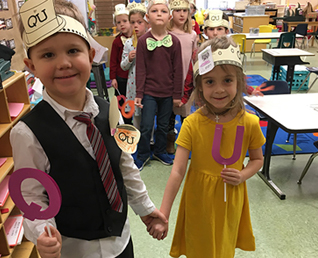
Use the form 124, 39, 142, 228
110, 4, 133, 124
11, 0, 166, 257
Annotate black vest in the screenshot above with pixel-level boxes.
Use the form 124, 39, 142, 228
21, 97, 127, 240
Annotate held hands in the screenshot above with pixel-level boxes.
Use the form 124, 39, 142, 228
221, 168, 245, 186
135, 97, 143, 108
111, 79, 118, 89
128, 50, 136, 62
140, 208, 168, 240
37, 226, 62, 258
173, 99, 182, 108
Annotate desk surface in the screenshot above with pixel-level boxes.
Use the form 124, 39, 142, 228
244, 93, 318, 132
261, 48, 315, 57
241, 32, 304, 39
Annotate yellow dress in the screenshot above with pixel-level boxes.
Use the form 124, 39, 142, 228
170, 109, 266, 258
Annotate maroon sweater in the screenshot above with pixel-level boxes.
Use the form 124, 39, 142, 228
135, 31, 183, 99
110, 33, 129, 80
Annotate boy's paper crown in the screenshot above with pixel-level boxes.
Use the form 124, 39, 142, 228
170, 0, 190, 10
193, 44, 242, 80
114, 4, 129, 17
19, 0, 89, 49
147, 0, 170, 13
128, 1, 147, 14
204, 10, 229, 29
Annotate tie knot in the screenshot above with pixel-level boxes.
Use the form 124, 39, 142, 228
73, 112, 93, 125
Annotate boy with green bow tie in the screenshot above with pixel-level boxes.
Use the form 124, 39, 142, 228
134, 0, 183, 171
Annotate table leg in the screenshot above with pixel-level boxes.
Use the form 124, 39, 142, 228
286, 65, 295, 93
273, 65, 280, 80
258, 120, 286, 199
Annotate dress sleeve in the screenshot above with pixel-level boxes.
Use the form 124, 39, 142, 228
110, 38, 119, 80
248, 115, 266, 150
121, 40, 133, 71
176, 116, 193, 151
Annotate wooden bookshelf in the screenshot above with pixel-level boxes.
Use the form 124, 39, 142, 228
0, 73, 38, 258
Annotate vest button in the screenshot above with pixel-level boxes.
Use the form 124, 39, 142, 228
107, 226, 112, 232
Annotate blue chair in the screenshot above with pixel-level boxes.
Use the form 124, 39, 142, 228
292, 24, 308, 49
275, 32, 296, 48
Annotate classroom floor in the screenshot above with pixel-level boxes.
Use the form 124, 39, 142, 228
126, 43, 318, 258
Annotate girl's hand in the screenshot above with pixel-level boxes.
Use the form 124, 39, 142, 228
251, 89, 264, 97
128, 50, 136, 62
147, 217, 168, 240
221, 168, 245, 186
37, 226, 62, 258
135, 97, 143, 108
111, 79, 118, 89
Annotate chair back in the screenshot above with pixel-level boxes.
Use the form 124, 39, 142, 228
276, 32, 296, 48
258, 80, 289, 95
231, 34, 246, 53
293, 24, 308, 36
259, 25, 273, 33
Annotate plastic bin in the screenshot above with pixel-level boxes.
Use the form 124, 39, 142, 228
270, 65, 310, 91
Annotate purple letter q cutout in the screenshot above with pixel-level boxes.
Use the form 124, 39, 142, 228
9, 168, 62, 221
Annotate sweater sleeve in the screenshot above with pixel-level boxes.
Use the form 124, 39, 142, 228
121, 40, 133, 71
135, 38, 147, 99
172, 38, 183, 100
110, 38, 119, 80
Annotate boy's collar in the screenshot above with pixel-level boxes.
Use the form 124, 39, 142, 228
20, 0, 89, 49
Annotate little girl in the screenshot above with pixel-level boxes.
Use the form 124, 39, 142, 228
149, 37, 266, 257
166, 0, 197, 154
121, 1, 148, 128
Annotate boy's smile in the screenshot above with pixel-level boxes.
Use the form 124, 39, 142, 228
24, 33, 95, 108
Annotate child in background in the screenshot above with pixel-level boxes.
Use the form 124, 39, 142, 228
110, 4, 133, 123
166, 0, 197, 154
121, 1, 148, 129
149, 37, 265, 257
134, 0, 183, 171
11, 0, 166, 257
189, 0, 200, 42
204, 10, 263, 96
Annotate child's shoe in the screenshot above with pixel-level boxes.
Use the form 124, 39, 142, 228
134, 157, 150, 171
153, 153, 173, 166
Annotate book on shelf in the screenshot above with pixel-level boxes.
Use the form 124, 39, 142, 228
4, 214, 24, 247
0, 175, 10, 207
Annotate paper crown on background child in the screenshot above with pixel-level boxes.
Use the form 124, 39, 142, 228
147, 0, 170, 13
114, 4, 130, 17
128, 1, 147, 14
193, 44, 242, 80
189, 0, 196, 8
170, 0, 190, 10
19, 0, 89, 49
204, 10, 229, 29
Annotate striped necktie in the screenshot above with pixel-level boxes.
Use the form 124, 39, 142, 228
74, 112, 123, 212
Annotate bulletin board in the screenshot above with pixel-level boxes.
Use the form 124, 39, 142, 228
0, 0, 27, 71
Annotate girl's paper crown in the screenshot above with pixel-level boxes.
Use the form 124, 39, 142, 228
19, 0, 89, 49
147, 0, 170, 13
204, 10, 229, 29
114, 4, 129, 16
170, 0, 190, 10
128, 1, 147, 14
193, 44, 242, 80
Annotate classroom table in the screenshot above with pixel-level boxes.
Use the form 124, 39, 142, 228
261, 48, 314, 93
243, 93, 318, 199
283, 21, 318, 47
241, 32, 304, 40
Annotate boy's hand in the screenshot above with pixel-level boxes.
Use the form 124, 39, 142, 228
221, 168, 244, 186
140, 208, 168, 226
135, 98, 143, 108
147, 218, 168, 240
111, 79, 118, 89
173, 99, 181, 107
37, 226, 62, 258
128, 50, 136, 62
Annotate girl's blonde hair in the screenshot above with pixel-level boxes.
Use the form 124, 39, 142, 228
129, 10, 146, 21
192, 36, 246, 116
167, 9, 192, 34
